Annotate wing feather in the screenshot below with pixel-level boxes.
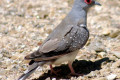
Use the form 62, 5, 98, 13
25, 25, 81, 61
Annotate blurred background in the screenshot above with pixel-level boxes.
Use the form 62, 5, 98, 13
0, 0, 120, 80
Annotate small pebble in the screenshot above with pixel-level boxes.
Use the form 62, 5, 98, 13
98, 52, 106, 58
0, 54, 3, 58
109, 30, 120, 38
106, 74, 117, 80
112, 51, 120, 58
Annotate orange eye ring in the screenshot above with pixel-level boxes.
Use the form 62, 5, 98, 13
84, 0, 92, 4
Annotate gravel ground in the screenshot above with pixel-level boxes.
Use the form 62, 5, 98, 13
0, 0, 120, 80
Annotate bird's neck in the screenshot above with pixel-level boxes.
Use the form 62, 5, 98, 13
70, 6, 87, 26
72, 3, 83, 11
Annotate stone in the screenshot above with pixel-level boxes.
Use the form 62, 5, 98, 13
112, 51, 120, 58
106, 74, 117, 80
109, 30, 120, 38
98, 52, 106, 58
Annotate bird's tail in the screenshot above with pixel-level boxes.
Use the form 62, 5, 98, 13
18, 61, 44, 80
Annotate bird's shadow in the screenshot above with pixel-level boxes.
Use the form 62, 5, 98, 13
33, 57, 110, 80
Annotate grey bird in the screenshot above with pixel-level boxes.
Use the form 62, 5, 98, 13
18, 0, 101, 80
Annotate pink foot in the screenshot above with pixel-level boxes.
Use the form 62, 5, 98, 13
68, 63, 83, 76
49, 64, 61, 75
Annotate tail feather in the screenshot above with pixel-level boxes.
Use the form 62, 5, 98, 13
18, 62, 44, 80
25, 50, 40, 60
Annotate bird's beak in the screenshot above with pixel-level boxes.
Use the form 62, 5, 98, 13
94, 1, 101, 6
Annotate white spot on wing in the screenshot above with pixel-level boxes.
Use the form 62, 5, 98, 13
79, 24, 86, 27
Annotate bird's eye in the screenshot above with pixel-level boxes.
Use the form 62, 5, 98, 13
84, 0, 92, 4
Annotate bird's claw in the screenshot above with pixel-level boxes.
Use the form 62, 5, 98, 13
50, 69, 61, 75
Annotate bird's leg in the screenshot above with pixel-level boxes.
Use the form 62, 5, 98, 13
68, 63, 83, 76
49, 64, 60, 75
68, 63, 75, 74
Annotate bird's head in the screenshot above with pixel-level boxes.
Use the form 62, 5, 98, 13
74, 0, 101, 11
